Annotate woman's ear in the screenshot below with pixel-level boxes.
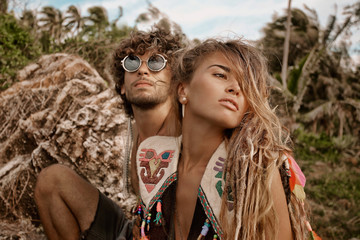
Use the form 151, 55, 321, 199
177, 83, 188, 104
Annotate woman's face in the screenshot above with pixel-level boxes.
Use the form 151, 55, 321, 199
183, 51, 249, 130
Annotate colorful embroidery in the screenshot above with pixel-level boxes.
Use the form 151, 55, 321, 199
213, 157, 234, 211
213, 157, 225, 172
139, 148, 175, 193
214, 157, 225, 198
198, 186, 223, 239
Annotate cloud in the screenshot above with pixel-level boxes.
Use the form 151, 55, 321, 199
153, 0, 285, 25
144, 0, 285, 39
28, 0, 359, 43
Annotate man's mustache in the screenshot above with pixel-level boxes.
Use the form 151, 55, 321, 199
131, 77, 167, 87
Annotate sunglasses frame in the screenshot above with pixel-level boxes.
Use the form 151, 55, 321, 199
121, 54, 168, 73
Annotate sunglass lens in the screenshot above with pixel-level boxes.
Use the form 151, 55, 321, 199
124, 55, 140, 72
148, 55, 166, 71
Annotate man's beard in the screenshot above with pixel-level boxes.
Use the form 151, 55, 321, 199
127, 89, 170, 110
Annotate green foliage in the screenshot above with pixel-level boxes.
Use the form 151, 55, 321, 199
294, 127, 358, 165
0, 14, 40, 90
61, 24, 133, 83
294, 127, 340, 163
310, 170, 360, 202
106, 24, 133, 40
294, 127, 360, 239
267, 5, 360, 238
287, 54, 308, 95
307, 168, 360, 238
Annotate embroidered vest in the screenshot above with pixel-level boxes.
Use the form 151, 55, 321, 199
136, 136, 230, 239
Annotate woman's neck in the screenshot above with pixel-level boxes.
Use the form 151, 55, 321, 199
180, 116, 225, 172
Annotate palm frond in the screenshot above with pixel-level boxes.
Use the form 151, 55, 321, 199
301, 101, 333, 123
322, 14, 336, 44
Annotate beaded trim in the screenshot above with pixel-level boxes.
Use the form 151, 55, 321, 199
198, 186, 223, 239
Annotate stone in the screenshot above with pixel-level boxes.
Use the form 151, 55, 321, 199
0, 53, 136, 238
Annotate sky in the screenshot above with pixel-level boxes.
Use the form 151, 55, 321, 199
10, 0, 360, 62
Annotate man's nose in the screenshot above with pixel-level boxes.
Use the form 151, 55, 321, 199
137, 61, 149, 75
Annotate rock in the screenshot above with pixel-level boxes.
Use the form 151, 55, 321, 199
0, 53, 136, 238
0, 219, 46, 240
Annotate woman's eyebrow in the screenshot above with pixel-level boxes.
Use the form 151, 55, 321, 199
207, 64, 231, 72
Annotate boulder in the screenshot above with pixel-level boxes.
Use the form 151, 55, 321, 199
0, 53, 136, 238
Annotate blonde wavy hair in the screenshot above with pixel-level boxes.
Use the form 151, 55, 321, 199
173, 39, 309, 239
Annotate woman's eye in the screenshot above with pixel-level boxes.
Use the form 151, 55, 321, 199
214, 73, 227, 79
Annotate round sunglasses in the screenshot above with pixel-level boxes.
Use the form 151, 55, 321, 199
121, 54, 167, 72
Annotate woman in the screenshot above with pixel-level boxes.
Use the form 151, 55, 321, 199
134, 39, 320, 240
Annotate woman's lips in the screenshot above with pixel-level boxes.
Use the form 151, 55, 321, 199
219, 98, 239, 111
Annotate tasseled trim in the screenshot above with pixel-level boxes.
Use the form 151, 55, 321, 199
197, 219, 211, 240
146, 214, 152, 231
306, 220, 322, 240
140, 219, 148, 240
153, 200, 162, 226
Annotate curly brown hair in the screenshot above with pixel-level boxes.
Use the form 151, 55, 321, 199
112, 28, 184, 116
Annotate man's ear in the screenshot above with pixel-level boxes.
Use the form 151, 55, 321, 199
177, 83, 188, 103
120, 85, 125, 95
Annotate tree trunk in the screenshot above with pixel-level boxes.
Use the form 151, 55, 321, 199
281, 0, 292, 89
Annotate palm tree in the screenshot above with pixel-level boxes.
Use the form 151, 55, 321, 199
342, 1, 360, 35
64, 5, 83, 38
135, 4, 161, 26
83, 6, 109, 39
20, 9, 38, 34
39, 6, 64, 44
135, 2, 184, 38
266, 6, 360, 149
260, 8, 319, 73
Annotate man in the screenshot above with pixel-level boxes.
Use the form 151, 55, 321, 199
34, 28, 183, 240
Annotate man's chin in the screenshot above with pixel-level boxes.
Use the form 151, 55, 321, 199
129, 97, 168, 110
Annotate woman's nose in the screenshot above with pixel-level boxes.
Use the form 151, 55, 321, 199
226, 81, 240, 95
